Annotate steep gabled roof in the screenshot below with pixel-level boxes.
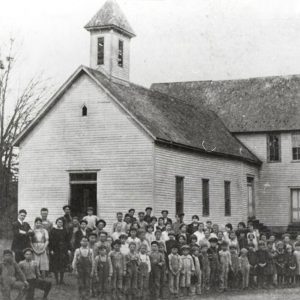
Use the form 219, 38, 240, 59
13, 66, 261, 165
151, 75, 300, 133
85, 0, 136, 37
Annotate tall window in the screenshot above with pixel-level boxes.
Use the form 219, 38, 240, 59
202, 179, 209, 216
267, 133, 281, 162
97, 37, 104, 65
224, 181, 231, 216
175, 176, 184, 215
292, 132, 300, 160
118, 40, 124, 67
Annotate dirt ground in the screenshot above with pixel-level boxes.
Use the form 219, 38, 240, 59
2, 240, 300, 300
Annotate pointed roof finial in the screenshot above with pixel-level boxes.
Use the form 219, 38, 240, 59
85, 0, 136, 38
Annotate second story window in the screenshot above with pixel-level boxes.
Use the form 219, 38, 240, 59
118, 40, 124, 67
267, 133, 281, 162
292, 132, 300, 160
97, 37, 104, 65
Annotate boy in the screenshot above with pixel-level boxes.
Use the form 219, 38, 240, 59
199, 244, 210, 292
112, 212, 127, 233
94, 245, 113, 300
219, 241, 231, 292
96, 232, 111, 255
168, 244, 182, 297
149, 241, 165, 300
238, 229, 248, 250
158, 242, 169, 299
139, 230, 151, 253
110, 239, 126, 300
180, 245, 195, 297
138, 244, 151, 300
239, 248, 250, 289
208, 237, 220, 290
191, 246, 201, 295
247, 242, 257, 288
74, 220, 91, 250
166, 231, 178, 255
19, 248, 52, 300
89, 233, 99, 297
83, 207, 98, 230
285, 244, 296, 286
256, 240, 268, 288
275, 241, 286, 286
125, 242, 140, 300
228, 244, 240, 290
0, 249, 28, 300
72, 236, 95, 300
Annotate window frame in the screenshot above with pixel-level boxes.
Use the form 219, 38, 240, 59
175, 176, 184, 215
97, 37, 105, 66
118, 39, 124, 68
267, 133, 281, 163
224, 181, 231, 216
292, 132, 300, 161
202, 178, 210, 217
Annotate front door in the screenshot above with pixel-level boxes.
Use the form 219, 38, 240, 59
247, 177, 255, 219
291, 189, 300, 223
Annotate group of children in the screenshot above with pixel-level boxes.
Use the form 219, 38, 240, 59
3, 206, 300, 300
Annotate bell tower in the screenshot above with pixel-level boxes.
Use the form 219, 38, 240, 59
85, 0, 136, 83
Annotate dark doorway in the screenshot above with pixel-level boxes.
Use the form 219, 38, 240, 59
69, 173, 97, 219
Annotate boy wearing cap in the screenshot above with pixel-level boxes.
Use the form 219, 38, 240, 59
138, 244, 151, 300
72, 236, 95, 300
149, 241, 165, 300
110, 239, 126, 300
19, 248, 52, 300
219, 241, 231, 292
0, 249, 28, 300
180, 245, 195, 296
168, 244, 182, 297
94, 245, 112, 299
83, 207, 98, 231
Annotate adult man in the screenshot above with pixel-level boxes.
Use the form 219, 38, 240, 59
161, 210, 172, 225
61, 205, 73, 241
144, 207, 153, 224
11, 210, 32, 262
40, 208, 53, 232
0, 249, 28, 300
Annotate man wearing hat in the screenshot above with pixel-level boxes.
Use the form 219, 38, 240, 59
161, 210, 172, 225
0, 249, 28, 300
11, 209, 32, 263
144, 207, 153, 224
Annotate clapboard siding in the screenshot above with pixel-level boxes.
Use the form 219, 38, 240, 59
236, 132, 300, 228
154, 145, 259, 226
18, 73, 154, 227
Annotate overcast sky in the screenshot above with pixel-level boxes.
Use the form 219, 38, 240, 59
1, 0, 300, 91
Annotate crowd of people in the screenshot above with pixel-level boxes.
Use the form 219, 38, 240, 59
2, 205, 300, 300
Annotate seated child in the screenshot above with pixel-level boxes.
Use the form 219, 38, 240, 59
0, 249, 28, 300
19, 248, 52, 300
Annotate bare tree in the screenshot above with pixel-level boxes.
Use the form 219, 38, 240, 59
0, 38, 48, 208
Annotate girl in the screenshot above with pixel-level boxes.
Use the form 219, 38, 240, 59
49, 218, 71, 285
30, 217, 49, 279
285, 244, 297, 286
194, 223, 205, 245
156, 217, 166, 232
145, 225, 155, 245
126, 228, 141, 251
229, 231, 240, 253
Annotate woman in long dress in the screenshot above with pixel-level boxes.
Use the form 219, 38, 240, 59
49, 218, 71, 285
30, 217, 49, 279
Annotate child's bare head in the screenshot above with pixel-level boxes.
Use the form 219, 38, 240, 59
182, 245, 190, 256
99, 232, 107, 242
140, 244, 147, 254
87, 207, 94, 216
201, 245, 208, 253
158, 242, 165, 252
88, 233, 97, 244
129, 242, 136, 252
151, 241, 159, 252
113, 240, 122, 251
286, 244, 293, 253
3, 250, 13, 263
171, 246, 178, 255
23, 248, 33, 261
99, 245, 107, 256
240, 248, 248, 257
80, 219, 87, 230
80, 236, 89, 247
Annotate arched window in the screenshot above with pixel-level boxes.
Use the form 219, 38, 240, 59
82, 105, 87, 116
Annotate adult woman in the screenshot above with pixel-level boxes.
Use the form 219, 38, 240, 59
49, 218, 71, 285
30, 217, 49, 279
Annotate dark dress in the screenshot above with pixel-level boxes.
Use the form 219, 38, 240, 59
285, 253, 297, 277
11, 221, 31, 262
49, 227, 71, 272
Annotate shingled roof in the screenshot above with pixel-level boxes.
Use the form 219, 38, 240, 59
13, 66, 260, 165
84, 0, 136, 37
151, 75, 300, 133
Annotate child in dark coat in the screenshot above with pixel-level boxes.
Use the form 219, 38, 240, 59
275, 241, 286, 286
229, 244, 240, 290
247, 242, 257, 288
207, 237, 220, 290
256, 241, 268, 288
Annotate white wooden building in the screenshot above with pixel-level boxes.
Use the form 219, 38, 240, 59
14, 0, 262, 229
